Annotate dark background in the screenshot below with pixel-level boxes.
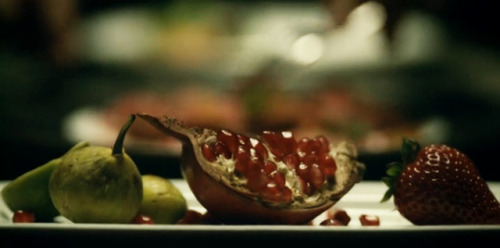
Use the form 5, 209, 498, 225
1, 0, 499, 181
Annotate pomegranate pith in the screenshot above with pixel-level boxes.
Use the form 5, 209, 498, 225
138, 114, 365, 224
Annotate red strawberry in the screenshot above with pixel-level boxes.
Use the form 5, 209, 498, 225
381, 138, 500, 225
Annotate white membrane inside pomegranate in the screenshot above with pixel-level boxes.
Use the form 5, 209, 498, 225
196, 127, 363, 208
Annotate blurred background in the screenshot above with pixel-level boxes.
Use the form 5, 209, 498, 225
1, 0, 499, 181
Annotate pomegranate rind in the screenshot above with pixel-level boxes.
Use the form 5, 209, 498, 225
137, 113, 365, 224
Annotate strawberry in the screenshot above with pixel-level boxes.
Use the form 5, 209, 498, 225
381, 138, 500, 225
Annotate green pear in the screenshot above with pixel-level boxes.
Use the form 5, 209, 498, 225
140, 174, 187, 224
49, 114, 143, 223
1, 158, 63, 222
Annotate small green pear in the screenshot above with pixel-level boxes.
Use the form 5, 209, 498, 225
140, 174, 187, 224
1, 158, 63, 222
49, 114, 143, 223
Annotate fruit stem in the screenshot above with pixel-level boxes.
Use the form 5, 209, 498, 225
112, 114, 136, 156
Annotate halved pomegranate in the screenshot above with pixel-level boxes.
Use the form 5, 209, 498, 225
138, 113, 365, 224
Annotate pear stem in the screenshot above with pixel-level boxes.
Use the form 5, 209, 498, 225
112, 114, 136, 156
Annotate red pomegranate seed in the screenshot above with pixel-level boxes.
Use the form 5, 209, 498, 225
12, 210, 35, 223
270, 172, 286, 188
280, 131, 297, 155
283, 153, 300, 170
308, 139, 322, 154
261, 131, 297, 160
296, 163, 309, 183
177, 210, 204, 224
262, 161, 277, 174
297, 137, 310, 153
260, 130, 279, 145
217, 129, 239, 153
327, 209, 351, 225
245, 161, 269, 191
234, 146, 250, 174
316, 135, 330, 154
250, 139, 268, 161
237, 134, 251, 148
308, 164, 325, 191
359, 214, 380, 226
320, 218, 345, 226
214, 142, 231, 159
298, 177, 312, 195
319, 155, 337, 179
260, 183, 293, 203
201, 143, 217, 162
249, 148, 261, 161
301, 153, 318, 166
131, 214, 155, 224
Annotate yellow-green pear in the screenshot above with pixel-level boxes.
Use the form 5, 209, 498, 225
140, 174, 187, 224
49, 114, 143, 223
1, 158, 62, 222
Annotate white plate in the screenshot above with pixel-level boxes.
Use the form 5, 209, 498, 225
1, 180, 500, 247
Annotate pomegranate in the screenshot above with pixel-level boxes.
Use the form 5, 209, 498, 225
319, 218, 345, 226
12, 210, 35, 223
131, 214, 155, 225
138, 114, 365, 224
326, 208, 352, 225
359, 214, 380, 226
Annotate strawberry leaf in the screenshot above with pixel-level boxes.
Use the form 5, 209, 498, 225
380, 187, 394, 202
401, 138, 420, 165
381, 176, 395, 188
385, 162, 403, 177
380, 138, 421, 203
381, 176, 396, 202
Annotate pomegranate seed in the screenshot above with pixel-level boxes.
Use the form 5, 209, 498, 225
316, 135, 330, 154
261, 131, 297, 160
298, 177, 312, 195
251, 139, 268, 161
261, 131, 279, 146
327, 209, 351, 225
131, 214, 155, 224
235, 146, 249, 161
245, 161, 269, 191
301, 153, 318, 166
177, 210, 204, 224
270, 172, 286, 188
296, 163, 309, 182
214, 142, 231, 159
262, 132, 285, 159
297, 137, 310, 153
198, 211, 224, 224
320, 218, 345, 226
177, 210, 223, 224
201, 143, 217, 162
234, 146, 250, 174
283, 153, 300, 170
308, 164, 325, 191
260, 183, 293, 203
319, 155, 337, 179
249, 148, 262, 161
308, 139, 322, 154
12, 210, 35, 223
237, 134, 251, 148
262, 161, 277, 174
217, 129, 239, 153
359, 214, 380, 226
280, 131, 297, 155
